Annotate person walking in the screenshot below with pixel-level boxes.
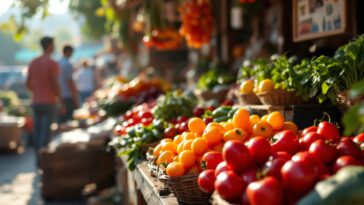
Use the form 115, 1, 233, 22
58, 45, 79, 123
26, 36, 63, 152
74, 60, 96, 104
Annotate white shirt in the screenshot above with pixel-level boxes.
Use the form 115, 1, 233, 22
73, 67, 95, 92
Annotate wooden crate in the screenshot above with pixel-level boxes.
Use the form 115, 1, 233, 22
0, 118, 24, 151
40, 147, 116, 200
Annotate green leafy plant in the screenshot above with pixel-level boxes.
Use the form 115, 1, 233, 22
152, 91, 197, 121
342, 79, 364, 135
197, 69, 236, 90
112, 122, 166, 170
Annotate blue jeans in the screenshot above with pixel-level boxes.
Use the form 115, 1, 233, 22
32, 104, 56, 151
79, 91, 92, 104
58, 97, 75, 123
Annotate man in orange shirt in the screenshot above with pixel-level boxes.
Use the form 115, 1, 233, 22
26, 36, 63, 152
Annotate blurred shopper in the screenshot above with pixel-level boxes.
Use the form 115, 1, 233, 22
58, 45, 79, 123
74, 60, 96, 104
26, 36, 63, 152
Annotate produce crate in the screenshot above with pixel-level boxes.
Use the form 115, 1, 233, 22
40, 147, 116, 200
0, 116, 24, 151
40, 119, 117, 200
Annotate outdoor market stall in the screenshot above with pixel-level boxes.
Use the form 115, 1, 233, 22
5, 0, 364, 205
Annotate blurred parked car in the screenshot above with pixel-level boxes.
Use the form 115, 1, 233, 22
0, 66, 29, 99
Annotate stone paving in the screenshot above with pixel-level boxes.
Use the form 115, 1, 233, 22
0, 148, 84, 205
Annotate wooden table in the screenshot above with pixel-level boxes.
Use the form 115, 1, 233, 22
118, 157, 178, 205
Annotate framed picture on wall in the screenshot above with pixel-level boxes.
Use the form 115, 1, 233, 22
292, 0, 348, 42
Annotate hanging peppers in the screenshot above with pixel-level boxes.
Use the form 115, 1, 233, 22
142, 0, 182, 50
179, 0, 214, 49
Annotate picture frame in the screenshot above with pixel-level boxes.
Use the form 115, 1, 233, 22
292, 0, 348, 42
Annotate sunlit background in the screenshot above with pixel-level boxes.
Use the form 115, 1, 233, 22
0, 0, 102, 65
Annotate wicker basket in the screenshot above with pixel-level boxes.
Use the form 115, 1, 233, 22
159, 174, 210, 204
234, 91, 261, 105
140, 142, 159, 154
336, 90, 364, 112
146, 150, 160, 177
195, 87, 230, 102
257, 89, 305, 106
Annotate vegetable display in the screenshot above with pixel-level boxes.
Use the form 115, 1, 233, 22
180, 108, 363, 204
238, 34, 364, 105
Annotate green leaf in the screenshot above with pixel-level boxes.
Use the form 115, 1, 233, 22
349, 80, 364, 98
321, 82, 330, 95
309, 86, 319, 98
342, 104, 361, 135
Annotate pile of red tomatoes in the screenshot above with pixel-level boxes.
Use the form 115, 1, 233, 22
198, 120, 364, 205
113, 103, 155, 136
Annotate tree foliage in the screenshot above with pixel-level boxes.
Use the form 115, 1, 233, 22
69, 0, 108, 40
0, 0, 108, 40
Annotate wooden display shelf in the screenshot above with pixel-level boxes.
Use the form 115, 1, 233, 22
119, 157, 178, 205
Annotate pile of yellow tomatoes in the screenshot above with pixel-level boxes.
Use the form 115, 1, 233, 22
239, 79, 275, 95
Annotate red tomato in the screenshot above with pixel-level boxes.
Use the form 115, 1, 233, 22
309, 139, 337, 164
177, 116, 188, 123
223, 140, 252, 173
291, 151, 317, 165
336, 137, 362, 159
353, 133, 364, 143
281, 160, 317, 195
317, 121, 339, 141
246, 137, 271, 165
138, 111, 153, 119
177, 122, 188, 133
263, 158, 288, 180
193, 107, 205, 117
315, 161, 330, 179
292, 151, 330, 179
203, 117, 213, 125
333, 155, 362, 173
300, 132, 325, 150
272, 151, 292, 161
246, 176, 283, 205
215, 161, 231, 177
198, 170, 216, 193
201, 151, 223, 170
163, 127, 178, 139
215, 171, 245, 201
124, 110, 133, 119
241, 167, 258, 184
141, 118, 153, 126
302, 126, 317, 136
271, 130, 299, 155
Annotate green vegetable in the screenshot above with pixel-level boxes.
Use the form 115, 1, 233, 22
212, 106, 232, 118
152, 91, 197, 121
100, 99, 134, 117
298, 166, 364, 205
113, 121, 166, 170
197, 69, 235, 90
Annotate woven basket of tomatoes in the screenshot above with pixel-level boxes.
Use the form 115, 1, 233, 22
159, 174, 210, 204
